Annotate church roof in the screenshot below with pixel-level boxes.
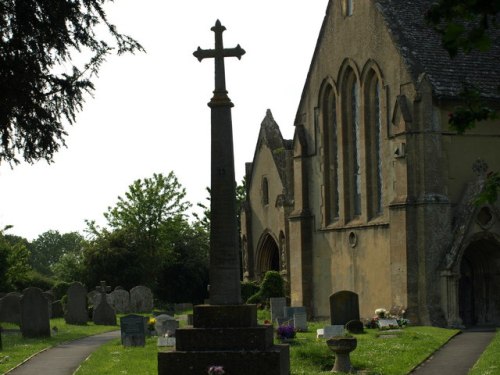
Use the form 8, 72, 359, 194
376, 0, 500, 100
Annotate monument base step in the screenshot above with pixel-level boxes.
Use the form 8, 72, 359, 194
193, 304, 257, 328
157, 345, 290, 375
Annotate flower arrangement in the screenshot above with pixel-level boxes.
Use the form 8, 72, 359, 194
276, 324, 296, 340
208, 365, 225, 375
375, 308, 387, 318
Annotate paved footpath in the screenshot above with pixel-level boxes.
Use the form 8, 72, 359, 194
6, 330, 120, 375
410, 329, 496, 375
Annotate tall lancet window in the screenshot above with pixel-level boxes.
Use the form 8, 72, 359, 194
322, 84, 339, 224
365, 71, 383, 218
342, 68, 361, 220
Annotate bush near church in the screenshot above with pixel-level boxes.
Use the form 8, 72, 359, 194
246, 271, 285, 306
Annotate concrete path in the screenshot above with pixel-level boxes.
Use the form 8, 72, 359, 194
410, 329, 496, 375
6, 330, 120, 375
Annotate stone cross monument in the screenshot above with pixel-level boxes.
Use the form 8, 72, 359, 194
157, 21, 289, 374
193, 19, 245, 305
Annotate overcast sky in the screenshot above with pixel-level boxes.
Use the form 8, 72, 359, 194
0, 0, 327, 240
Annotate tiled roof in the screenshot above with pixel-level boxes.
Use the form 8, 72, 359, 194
376, 0, 500, 100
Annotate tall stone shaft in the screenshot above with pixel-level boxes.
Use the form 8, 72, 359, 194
193, 20, 245, 305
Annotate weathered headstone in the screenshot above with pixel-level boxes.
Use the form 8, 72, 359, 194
120, 314, 146, 347
293, 312, 308, 331
284, 306, 306, 319
323, 325, 345, 339
20, 287, 50, 338
329, 290, 360, 325
345, 319, 364, 334
155, 314, 179, 337
130, 286, 153, 313
87, 290, 100, 307
378, 318, 400, 330
270, 297, 286, 323
92, 281, 116, 326
0, 293, 21, 325
65, 282, 88, 325
109, 289, 130, 314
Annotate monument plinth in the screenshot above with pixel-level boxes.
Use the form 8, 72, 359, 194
157, 20, 289, 374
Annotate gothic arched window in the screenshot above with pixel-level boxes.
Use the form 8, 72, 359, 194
322, 84, 339, 224
365, 71, 383, 218
262, 177, 269, 206
342, 68, 361, 221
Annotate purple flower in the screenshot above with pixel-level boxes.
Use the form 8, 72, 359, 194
208, 365, 225, 375
276, 324, 296, 340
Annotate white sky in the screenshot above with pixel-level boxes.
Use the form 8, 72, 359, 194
0, 0, 327, 241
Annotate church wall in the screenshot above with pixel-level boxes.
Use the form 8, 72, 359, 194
291, 1, 415, 319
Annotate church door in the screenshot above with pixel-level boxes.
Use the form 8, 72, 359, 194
256, 233, 280, 279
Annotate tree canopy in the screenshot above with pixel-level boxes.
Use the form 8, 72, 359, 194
0, 0, 143, 164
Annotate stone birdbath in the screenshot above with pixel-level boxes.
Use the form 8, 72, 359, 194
326, 336, 357, 373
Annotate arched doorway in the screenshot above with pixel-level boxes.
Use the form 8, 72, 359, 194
256, 233, 280, 279
458, 238, 500, 326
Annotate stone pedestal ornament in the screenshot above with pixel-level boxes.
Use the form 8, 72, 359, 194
326, 337, 357, 373
157, 20, 289, 375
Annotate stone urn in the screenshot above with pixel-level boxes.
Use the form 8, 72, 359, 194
326, 336, 357, 373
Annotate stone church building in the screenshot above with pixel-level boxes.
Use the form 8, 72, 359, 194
240, 0, 500, 327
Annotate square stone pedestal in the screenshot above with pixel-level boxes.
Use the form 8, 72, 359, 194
157, 304, 290, 375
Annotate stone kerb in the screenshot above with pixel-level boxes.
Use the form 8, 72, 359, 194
130, 286, 153, 313
65, 282, 88, 325
20, 287, 51, 338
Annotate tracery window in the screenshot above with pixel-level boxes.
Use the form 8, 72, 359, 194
342, 68, 361, 221
365, 71, 383, 218
322, 84, 339, 224
262, 177, 269, 206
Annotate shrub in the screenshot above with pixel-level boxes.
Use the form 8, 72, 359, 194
52, 281, 71, 300
241, 280, 260, 302
14, 270, 55, 291
246, 271, 285, 305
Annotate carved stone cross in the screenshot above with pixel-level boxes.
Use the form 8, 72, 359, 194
96, 281, 111, 296
193, 20, 245, 98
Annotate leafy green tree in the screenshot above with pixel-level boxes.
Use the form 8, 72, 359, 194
0, 226, 31, 291
29, 230, 84, 275
0, 0, 144, 164
51, 252, 85, 282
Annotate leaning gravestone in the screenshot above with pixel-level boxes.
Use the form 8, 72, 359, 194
130, 286, 153, 313
92, 281, 116, 326
109, 289, 130, 314
329, 290, 360, 325
270, 297, 287, 324
155, 314, 179, 337
65, 282, 88, 325
120, 314, 146, 347
20, 287, 50, 338
0, 293, 22, 325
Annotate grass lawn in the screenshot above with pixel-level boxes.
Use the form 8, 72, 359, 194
75, 319, 459, 375
469, 328, 500, 375
0, 318, 118, 374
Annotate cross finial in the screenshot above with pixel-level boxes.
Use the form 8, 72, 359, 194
193, 20, 245, 98
96, 280, 111, 295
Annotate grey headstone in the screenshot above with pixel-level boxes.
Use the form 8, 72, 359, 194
293, 312, 308, 331
378, 318, 399, 330
284, 306, 306, 319
20, 287, 50, 338
51, 300, 64, 318
154, 314, 179, 337
323, 325, 345, 339
109, 289, 130, 314
130, 286, 153, 313
87, 290, 99, 307
345, 319, 364, 334
120, 314, 146, 347
0, 293, 21, 325
93, 281, 116, 326
330, 290, 360, 325
270, 297, 286, 323
65, 282, 88, 325
276, 317, 293, 327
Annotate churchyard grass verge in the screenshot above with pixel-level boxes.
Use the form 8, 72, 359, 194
0, 318, 118, 373
468, 328, 500, 375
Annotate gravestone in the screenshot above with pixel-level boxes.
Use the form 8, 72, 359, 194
378, 318, 400, 330
92, 281, 116, 326
120, 314, 146, 347
323, 325, 345, 339
130, 286, 153, 313
20, 287, 50, 338
158, 21, 289, 375
345, 319, 364, 334
109, 289, 130, 314
65, 282, 88, 325
270, 297, 286, 323
293, 313, 308, 331
52, 300, 64, 318
155, 314, 179, 337
284, 306, 306, 319
329, 290, 360, 325
0, 293, 21, 324
43, 291, 55, 318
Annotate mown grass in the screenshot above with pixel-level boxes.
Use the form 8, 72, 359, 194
469, 328, 500, 375
0, 318, 118, 374
75, 316, 459, 375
